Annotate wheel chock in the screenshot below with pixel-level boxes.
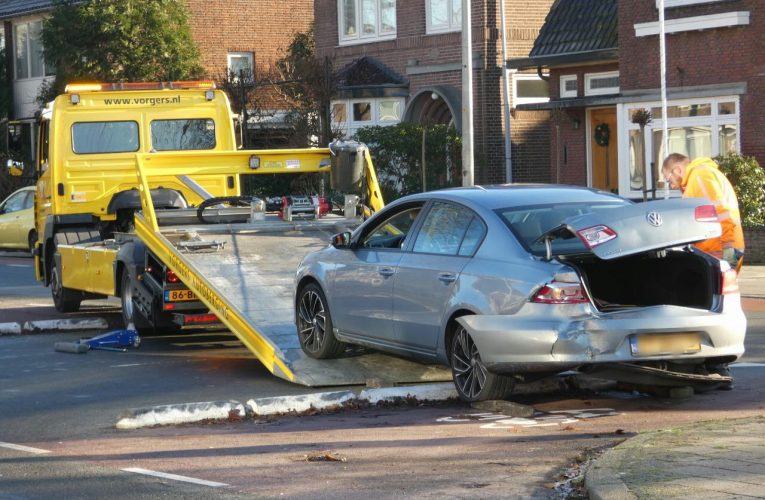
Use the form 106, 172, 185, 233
54, 328, 141, 354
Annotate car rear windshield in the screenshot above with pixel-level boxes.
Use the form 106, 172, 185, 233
151, 119, 216, 151
497, 201, 629, 256
72, 121, 139, 154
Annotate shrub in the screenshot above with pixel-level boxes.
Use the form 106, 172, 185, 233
354, 122, 461, 202
715, 154, 765, 228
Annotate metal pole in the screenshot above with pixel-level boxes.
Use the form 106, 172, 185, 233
658, 0, 670, 198
461, 0, 475, 186
499, 0, 512, 183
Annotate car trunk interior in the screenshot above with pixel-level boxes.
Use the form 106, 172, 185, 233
570, 250, 717, 311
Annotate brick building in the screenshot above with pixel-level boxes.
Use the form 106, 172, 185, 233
314, 0, 554, 184
0, 0, 313, 156
509, 0, 760, 199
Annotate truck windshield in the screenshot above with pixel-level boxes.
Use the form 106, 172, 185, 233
151, 119, 216, 151
72, 121, 139, 154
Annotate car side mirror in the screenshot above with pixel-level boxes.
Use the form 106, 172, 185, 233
6, 159, 24, 177
331, 231, 352, 249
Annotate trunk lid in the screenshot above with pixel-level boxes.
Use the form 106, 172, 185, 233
540, 198, 721, 260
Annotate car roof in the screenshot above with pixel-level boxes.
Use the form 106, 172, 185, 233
401, 184, 626, 210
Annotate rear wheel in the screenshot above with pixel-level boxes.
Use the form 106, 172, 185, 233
120, 272, 154, 335
450, 324, 514, 402
50, 258, 81, 313
296, 283, 345, 359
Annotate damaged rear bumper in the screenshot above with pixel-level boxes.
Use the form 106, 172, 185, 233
455, 297, 747, 374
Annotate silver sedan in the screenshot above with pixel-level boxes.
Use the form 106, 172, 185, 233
294, 186, 747, 401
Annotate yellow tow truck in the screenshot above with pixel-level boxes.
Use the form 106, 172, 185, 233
9, 81, 401, 386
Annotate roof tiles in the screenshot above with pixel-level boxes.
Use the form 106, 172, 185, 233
529, 0, 617, 58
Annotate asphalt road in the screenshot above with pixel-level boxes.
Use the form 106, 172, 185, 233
2, 252, 765, 498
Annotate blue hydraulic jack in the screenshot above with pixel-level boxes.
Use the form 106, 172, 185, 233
54, 328, 141, 354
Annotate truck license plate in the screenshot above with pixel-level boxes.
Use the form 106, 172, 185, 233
165, 289, 196, 302
631, 333, 701, 356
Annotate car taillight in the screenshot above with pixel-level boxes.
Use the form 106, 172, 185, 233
532, 281, 588, 304
166, 269, 180, 283
695, 205, 718, 223
576, 225, 617, 249
721, 268, 739, 295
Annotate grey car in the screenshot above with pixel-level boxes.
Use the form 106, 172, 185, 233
294, 185, 747, 401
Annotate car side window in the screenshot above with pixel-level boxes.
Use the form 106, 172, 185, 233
361, 205, 423, 250
458, 216, 486, 256
413, 202, 478, 256
22, 191, 34, 210
2, 191, 27, 213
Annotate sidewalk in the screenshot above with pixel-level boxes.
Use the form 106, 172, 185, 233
586, 265, 765, 499
586, 416, 765, 499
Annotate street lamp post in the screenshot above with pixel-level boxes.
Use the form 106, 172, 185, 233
461, 0, 474, 186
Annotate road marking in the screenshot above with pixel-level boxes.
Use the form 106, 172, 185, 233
122, 468, 228, 487
111, 363, 144, 368
0, 442, 51, 454
437, 408, 620, 430
8, 264, 32, 268
732, 362, 765, 368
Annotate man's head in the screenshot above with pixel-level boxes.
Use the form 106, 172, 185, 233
661, 153, 690, 190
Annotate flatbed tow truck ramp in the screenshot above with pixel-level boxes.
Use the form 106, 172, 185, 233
133, 153, 451, 387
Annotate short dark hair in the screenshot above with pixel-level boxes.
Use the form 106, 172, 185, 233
662, 153, 689, 172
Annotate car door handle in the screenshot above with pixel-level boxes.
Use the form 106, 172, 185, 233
378, 267, 395, 277
438, 273, 457, 283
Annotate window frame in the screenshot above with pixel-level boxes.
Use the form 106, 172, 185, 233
150, 118, 217, 152
13, 19, 53, 81
618, 95, 740, 199
512, 72, 550, 106
560, 75, 578, 98
357, 201, 427, 251
411, 200, 487, 257
331, 97, 405, 137
656, 0, 727, 9
227, 52, 254, 80
584, 71, 620, 97
338, 0, 397, 46
425, 0, 461, 34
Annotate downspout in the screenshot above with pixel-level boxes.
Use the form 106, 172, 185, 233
499, 0, 513, 182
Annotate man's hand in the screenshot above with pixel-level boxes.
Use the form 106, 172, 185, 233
722, 247, 738, 269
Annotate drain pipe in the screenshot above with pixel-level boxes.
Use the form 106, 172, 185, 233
499, 0, 513, 183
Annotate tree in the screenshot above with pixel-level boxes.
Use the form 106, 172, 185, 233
41, 0, 205, 99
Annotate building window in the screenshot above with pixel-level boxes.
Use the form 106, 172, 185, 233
228, 52, 254, 79
331, 97, 404, 137
13, 20, 53, 80
622, 96, 739, 198
657, 0, 726, 8
512, 72, 549, 106
584, 71, 619, 96
560, 75, 577, 98
426, 0, 461, 34
338, 0, 396, 45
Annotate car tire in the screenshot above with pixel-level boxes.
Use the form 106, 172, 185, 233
296, 282, 346, 359
450, 323, 514, 402
50, 258, 82, 313
120, 272, 154, 335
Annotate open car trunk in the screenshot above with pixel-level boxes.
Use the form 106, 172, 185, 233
569, 249, 719, 312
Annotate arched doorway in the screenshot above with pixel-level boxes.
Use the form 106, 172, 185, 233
403, 86, 461, 130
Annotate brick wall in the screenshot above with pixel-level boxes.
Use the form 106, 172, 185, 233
619, 0, 765, 163
743, 227, 765, 263
185, 0, 314, 109
314, 0, 553, 184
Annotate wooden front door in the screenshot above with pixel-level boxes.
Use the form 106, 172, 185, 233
590, 108, 618, 193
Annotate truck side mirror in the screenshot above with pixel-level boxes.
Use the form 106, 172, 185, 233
6, 159, 24, 177
331, 231, 352, 249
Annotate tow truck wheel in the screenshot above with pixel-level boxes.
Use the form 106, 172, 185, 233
450, 324, 514, 402
296, 283, 345, 359
50, 259, 82, 313
120, 272, 153, 335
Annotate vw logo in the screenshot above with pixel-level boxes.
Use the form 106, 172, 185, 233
646, 211, 663, 227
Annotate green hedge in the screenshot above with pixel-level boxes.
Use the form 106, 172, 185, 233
715, 154, 765, 228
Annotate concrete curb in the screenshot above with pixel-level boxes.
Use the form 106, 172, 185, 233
0, 318, 109, 336
585, 450, 637, 500
117, 382, 460, 430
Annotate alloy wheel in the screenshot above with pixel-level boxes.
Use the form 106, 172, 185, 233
297, 289, 327, 354
451, 327, 488, 400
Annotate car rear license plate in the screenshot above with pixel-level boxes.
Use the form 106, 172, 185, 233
631, 333, 701, 356
164, 289, 196, 302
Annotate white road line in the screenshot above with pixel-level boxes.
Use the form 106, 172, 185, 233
122, 468, 228, 487
732, 362, 765, 368
8, 264, 32, 268
111, 363, 143, 368
0, 442, 51, 454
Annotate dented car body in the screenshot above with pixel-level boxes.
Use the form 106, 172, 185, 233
294, 185, 747, 401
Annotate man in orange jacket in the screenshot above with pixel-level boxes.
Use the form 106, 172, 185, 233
662, 153, 745, 271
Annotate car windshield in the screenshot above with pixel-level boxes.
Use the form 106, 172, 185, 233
497, 201, 630, 256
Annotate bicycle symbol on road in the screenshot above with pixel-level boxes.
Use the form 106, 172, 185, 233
436, 408, 620, 429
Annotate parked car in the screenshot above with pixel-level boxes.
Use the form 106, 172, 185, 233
294, 185, 746, 401
0, 186, 36, 253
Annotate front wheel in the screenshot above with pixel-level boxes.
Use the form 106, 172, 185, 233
450, 324, 514, 402
296, 283, 345, 359
50, 258, 82, 313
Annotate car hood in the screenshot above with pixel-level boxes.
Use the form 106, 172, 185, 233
540, 197, 722, 260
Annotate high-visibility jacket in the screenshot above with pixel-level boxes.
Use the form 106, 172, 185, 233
681, 157, 745, 254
